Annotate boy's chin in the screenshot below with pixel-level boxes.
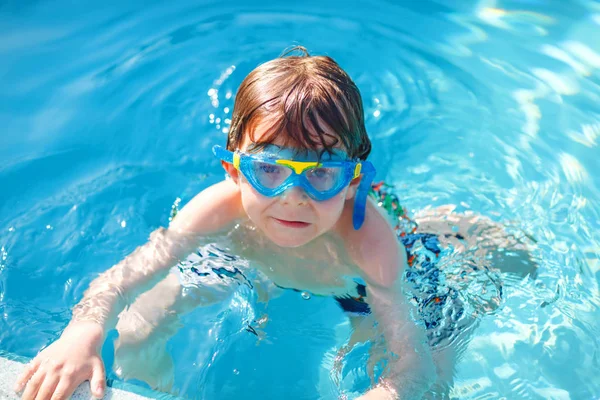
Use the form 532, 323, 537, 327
262, 228, 316, 248
269, 235, 313, 248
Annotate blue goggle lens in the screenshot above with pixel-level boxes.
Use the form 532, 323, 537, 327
248, 159, 345, 193
304, 166, 344, 192
250, 161, 292, 189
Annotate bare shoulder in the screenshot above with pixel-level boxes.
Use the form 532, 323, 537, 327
339, 198, 405, 288
169, 179, 244, 235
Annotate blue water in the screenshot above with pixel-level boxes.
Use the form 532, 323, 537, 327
1, 0, 600, 399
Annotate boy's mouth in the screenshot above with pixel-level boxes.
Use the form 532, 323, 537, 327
272, 218, 311, 228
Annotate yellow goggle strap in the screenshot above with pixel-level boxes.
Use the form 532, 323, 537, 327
353, 164, 362, 179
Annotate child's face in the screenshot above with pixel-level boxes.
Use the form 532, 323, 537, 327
224, 122, 359, 248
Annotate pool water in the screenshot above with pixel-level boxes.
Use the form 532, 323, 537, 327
1, 0, 599, 399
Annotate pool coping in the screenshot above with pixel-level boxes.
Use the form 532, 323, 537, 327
0, 356, 159, 400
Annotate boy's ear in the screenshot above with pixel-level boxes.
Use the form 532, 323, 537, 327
345, 175, 362, 200
222, 161, 240, 183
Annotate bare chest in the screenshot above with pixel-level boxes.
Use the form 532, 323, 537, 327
226, 223, 361, 297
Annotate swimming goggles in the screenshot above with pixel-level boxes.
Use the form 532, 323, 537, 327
213, 145, 376, 230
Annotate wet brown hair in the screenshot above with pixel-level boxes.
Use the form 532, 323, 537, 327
226, 46, 371, 160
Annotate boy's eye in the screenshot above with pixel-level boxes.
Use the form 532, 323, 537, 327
310, 168, 332, 179
257, 163, 280, 174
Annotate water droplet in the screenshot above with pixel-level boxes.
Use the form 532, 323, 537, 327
301, 291, 311, 300
552, 241, 569, 254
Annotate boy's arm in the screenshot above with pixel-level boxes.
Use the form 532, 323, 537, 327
15, 179, 243, 398
71, 179, 243, 332
345, 200, 436, 399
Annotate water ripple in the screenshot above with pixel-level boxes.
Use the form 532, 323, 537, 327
1, 0, 600, 398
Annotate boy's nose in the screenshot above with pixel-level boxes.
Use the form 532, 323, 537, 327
280, 185, 309, 206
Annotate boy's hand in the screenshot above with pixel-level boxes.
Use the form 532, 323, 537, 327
14, 321, 106, 400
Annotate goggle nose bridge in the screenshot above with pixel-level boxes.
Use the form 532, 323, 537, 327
275, 159, 322, 174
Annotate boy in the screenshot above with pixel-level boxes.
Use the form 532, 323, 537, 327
14, 47, 530, 400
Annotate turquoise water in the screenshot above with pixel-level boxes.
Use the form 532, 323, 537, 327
1, 0, 600, 399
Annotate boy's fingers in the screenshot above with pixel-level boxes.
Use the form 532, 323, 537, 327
90, 359, 106, 399
20, 368, 45, 400
14, 359, 41, 392
33, 374, 59, 400
49, 380, 76, 400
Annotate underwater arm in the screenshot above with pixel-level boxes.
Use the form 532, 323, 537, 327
70, 179, 243, 332
362, 275, 436, 399
14, 180, 242, 399
352, 201, 436, 399
69, 227, 196, 333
